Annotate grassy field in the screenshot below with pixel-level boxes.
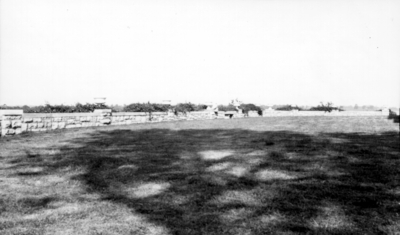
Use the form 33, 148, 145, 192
0, 116, 399, 235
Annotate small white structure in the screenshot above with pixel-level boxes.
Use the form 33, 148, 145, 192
231, 99, 242, 107
381, 108, 390, 115
248, 111, 259, 117
231, 99, 243, 113
205, 102, 218, 111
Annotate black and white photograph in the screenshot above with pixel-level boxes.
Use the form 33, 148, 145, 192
1, 0, 399, 234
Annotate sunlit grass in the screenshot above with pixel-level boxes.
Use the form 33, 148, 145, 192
1, 116, 399, 234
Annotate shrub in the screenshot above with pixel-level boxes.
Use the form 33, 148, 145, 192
194, 104, 208, 111
0, 103, 110, 113
239, 103, 262, 116
275, 105, 302, 111
172, 103, 208, 115
151, 103, 172, 112
123, 103, 170, 113
74, 103, 110, 112
217, 104, 238, 112
174, 103, 196, 115
109, 104, 125, 112
123, 102, 171, 121
309, 102, 342, 112
0, 105, 24, 110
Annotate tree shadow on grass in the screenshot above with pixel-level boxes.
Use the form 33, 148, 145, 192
4, 128, 400, 234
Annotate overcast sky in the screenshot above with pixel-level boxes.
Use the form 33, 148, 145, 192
1, 0, 399, 107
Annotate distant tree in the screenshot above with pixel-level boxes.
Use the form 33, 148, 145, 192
174, 103, 196, 115
217, 104, 238, 112
123, 103, 170, 113
239, 103, 263, 116
310, 102, 341, 112
275, 105, 302, 111
194, 104, 208, 111
0, 103, 111, 113
109, 104, 125, 112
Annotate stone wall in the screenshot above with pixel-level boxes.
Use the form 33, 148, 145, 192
0, 110, 217, 137
0, 110, 23, 137
0, 109, 387, 137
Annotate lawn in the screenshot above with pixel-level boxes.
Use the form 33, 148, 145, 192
0, 116, 399, 235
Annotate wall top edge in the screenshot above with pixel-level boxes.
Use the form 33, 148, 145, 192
113, 112, 153, 115
93, 109, 112, 113
23, 113, 100, 117
0, 110, 24, 115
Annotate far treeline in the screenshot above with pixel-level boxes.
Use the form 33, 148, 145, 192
0, 102, 383, 114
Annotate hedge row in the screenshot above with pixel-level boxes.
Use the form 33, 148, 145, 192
0, 102, 343, 114
0, 102, 208, 114
0, 103, 110, 113
218, 103, 263, 116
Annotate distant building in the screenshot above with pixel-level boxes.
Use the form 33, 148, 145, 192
382, 108, 390, 115
205, 102, 217, 111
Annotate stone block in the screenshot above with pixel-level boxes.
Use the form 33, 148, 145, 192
5, 129, 15, 135
11, 120, 22, 128
15, 128, 23, 134
33, 118, 42, 123
81, 117, 90, 122
21, 123, 28, 132
82, 122, 92, 127
67, 119, 75, 124
37, 123, 45, 128
28, 123, 38, 129
2, 120, 12, 128
53, 117, 62, 122
100, 118, 111, 124
23, 118, 33, 123
58, 122, 66, 128
51, 123, 59, 129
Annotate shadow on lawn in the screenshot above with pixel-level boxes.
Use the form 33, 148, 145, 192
8, 128, 400, 234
